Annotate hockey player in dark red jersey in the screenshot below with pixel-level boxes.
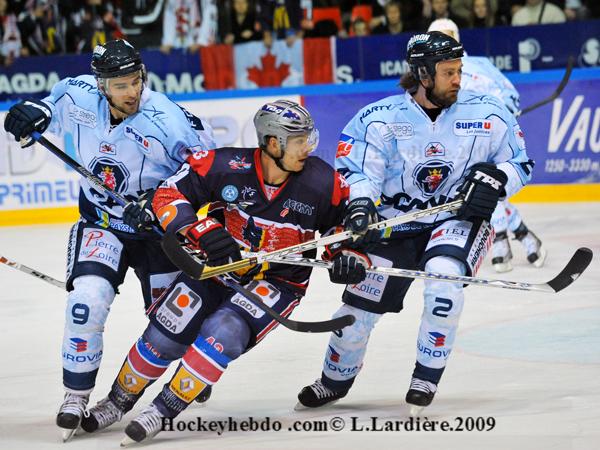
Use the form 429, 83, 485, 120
79, 100, 372, 445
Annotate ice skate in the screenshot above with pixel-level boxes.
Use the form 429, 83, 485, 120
56, 392, 89, 442
491, 231, 513, 273
517, 230, 546, 268
295, 379, 348, 410
80, 396, 123, 433
120, 403, 165, 446
405, 377, 437, 417
194, 385, 212, 406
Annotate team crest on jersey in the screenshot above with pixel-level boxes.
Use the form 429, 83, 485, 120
90, 157, 130, 193
413, 160, 454, 197
229, 156, 252, 170
221, 185, 239, 202
425, 142, 445, 157
124, 126, 151, 153
99, 142, 116, 155
336, 133, 355, 158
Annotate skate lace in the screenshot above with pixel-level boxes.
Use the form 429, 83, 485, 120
409, 378, 437, 394
90, 398, 123, 428
134, 404, 164, 434
309, 379, 336, 399
59, 393, 89, 416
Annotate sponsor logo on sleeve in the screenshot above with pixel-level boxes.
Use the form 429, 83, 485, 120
513, 124, 526, 150
380, 122, 414, 141
68, 104, 97, 128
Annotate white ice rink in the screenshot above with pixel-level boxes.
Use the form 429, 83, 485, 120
1, 202, 599, 450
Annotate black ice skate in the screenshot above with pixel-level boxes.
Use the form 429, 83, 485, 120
514, 224, 546, 267
491, 231, 513, 273
56, 392, 89, 442
80, 396, 124, 433
405, 377, 437, 417
295, 379, 348, 410
194, 385, 212, 405
121, 403, 165, 446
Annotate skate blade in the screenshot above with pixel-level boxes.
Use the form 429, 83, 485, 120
120, 436, 138, 447
294, 399, 340, 411
61, 428, 78, 442
493, 261, 512, 273
532, 247, 547, 268
408, 404, 425, 417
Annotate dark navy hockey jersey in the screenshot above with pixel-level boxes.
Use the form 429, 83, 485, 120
153, 147, 349, 291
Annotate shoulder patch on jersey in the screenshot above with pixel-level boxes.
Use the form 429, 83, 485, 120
124, 125, 151, 153
68, 104, 97, 128
336, 133, 355, 158
380, 122, 414, 141
453, 119, 492, 137
513, 124, 526, 150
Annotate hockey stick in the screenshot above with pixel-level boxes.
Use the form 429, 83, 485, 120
0, 254, 66, 289
515, 56, 574, 117
165, 200, 463, 280
254, 247, 593, 293
31, 132, 354, 333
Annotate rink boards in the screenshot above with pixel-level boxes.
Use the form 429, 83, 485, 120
1, 68, 599, 226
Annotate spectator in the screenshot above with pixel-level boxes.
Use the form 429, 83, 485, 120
257, 0, 303, 47
1, 0, 22, 65
451, 0, 498, 24
161, 0, 218, 53
370, 0, 425, 32
67, 1, 125, 53
511, 0, 566, 25
563, 0, 584, 20
371, 1, 404, 34
470, 0, 497, 26
424, 0, 468, 28
220, 0, 261, 44
17, 0, 65, 56
351, 16, 369, 36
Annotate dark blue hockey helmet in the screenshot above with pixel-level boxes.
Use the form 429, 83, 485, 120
407, 31, 463, 82
91, 39, 144, 80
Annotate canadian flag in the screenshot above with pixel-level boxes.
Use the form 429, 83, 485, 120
201, 38, 333, 90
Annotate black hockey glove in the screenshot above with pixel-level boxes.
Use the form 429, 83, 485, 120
343, 197, 381, 253
123, 191, 157, 232
4, 100, 52, 147
185, 217, 242, 266
457, 163, 508, 221
328, 250, 370, 285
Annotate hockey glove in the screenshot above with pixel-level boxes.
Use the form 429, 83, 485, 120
328, 250, 370, 285
4, 100, 52, 147
185, 217, 242, 266
457, 163, 508, 221
123, 191, 157, 232
343, 197, 381, 252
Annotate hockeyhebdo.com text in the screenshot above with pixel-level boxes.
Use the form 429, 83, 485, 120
161, 416, 497, 435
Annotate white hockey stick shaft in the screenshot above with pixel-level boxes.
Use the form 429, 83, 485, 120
0, 255, 66, 289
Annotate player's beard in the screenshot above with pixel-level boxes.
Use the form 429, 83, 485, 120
427, 85, 459, 108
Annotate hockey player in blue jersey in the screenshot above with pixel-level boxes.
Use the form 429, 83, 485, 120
296, 31, 533, 415
3, 39, 216, 440
428, 18, 546, 273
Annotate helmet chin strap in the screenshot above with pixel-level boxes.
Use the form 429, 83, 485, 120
263, 146, 296, 173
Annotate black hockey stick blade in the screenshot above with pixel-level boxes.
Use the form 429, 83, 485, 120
518, 55, 574, 116
161, 232, 206, 279
161, 232, 355, 333
220, 276, 355, 333
546, 247, 593, 293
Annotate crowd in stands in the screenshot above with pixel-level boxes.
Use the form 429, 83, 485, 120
1, 0, 599, 66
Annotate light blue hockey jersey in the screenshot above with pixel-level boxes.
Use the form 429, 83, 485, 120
462, 56, 520, 114
42, 75, 215, 236
335, 90, 531, 233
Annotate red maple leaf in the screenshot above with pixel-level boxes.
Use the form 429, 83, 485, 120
247, 52, 290, 87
